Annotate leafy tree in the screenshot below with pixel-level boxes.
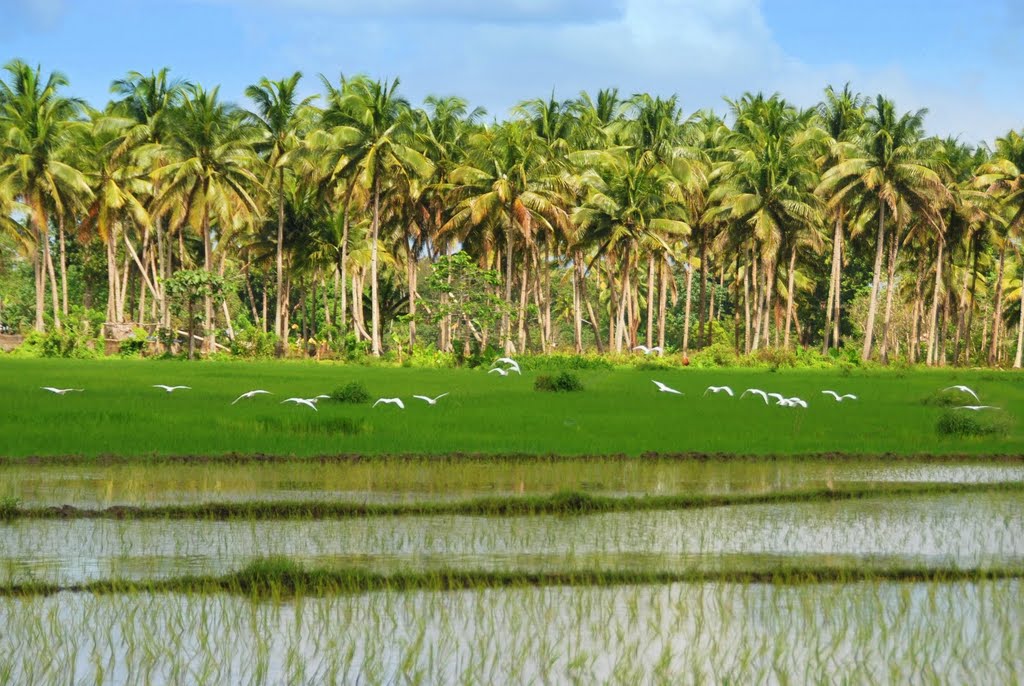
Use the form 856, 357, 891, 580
165, 268, 224, 359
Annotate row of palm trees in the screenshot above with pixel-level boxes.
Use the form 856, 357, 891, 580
1, 59, 1022, 365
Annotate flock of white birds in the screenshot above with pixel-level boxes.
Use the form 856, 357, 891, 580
39, 368, 998, 413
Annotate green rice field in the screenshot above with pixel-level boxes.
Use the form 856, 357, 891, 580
1, 358, 1023, 457
1, 359, 1022, 683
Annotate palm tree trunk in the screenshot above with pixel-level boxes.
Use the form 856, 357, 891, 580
988, 242, 1007, 365
43, 226, 61, 332
58, 214, 68, 318
274, 170, 286, 354
822, 214, 843, 353
517, 261, 529, 353
503, 215, 515, 353
657, 256, 668, 352
962, 236, 981, 365
879, 229, 900, 363
926, 240, 944, 366
34, 229, 45, 332
761, 259, 776, 349
202, 209, 214, 354
697, 231, 707, 349
572, 251, 583, 353
1014, 277, 1024, 368
339, 182, 356, 336
645, 254, 655, 348
370, 174, 382, 356
682, 251, 693, 355
909, 256, 925, 364
585, 298, 604, 353
743, 249, 752, 354
862, 202, 887, 361
783, 243, 797, 349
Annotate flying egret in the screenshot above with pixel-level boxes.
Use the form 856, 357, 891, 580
231, 389, 272, 404
488, 367, 509, 376
784, 397, 808, 408
954, 405, 1000, 411
652, 380, 683, 395
633, 345, 663, 355
373, 397, 405, 409
153, 385, 191, 393
281, 397, 318, 411
41, 387, 83, 395
822, 390, 857, 401
413, 393, 449, 405
495, 357, 521, 374
703, 385, 734, 397
942, 385, 980, 402
741, 388, 769, 404
767, 392, 785, 403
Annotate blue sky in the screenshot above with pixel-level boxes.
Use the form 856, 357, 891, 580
2, 0, 1020, 144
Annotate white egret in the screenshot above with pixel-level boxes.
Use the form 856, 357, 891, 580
822, 390, 857, 401
633, 345, 663, 355
231, 390, 272, 404
153, 385, 191, 393
413, 393, 449, 405
741, 388, 769, 404
495, 357, 521, 374
652, 380, 683, 395
942, 385, 980, 402
373, 398, 405, 409
703, 385, 734, 397
954, 405, 1000, 411
488, 367, 509, 376
767, 392, 785, 403
281, 397, 318, 411
41, 387, 83, 395
784, 397, 808, 408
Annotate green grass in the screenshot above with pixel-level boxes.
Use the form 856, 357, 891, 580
8, 481, 1023, 520
2, 556, 1022, 597
2, 358, 1023, 457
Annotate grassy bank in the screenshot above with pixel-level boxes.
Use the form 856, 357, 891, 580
5, 481, 1023, 520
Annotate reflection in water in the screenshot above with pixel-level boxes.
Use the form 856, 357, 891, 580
2, 494, 1021, 584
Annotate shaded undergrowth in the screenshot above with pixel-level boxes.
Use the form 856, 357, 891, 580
3, 557, 1022, 598
7, 481, 1024, 521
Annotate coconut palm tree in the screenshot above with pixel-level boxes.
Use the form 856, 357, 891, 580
0, 60, 90, 332
815, 84, 867, 353
154, 85, 261, 353
320, 76, 432, 355
713, 93, 821, 350
110, 68, 190, 333
818, 96, 947, 361
977, 130, 1024, 366
244, 72, 317, 351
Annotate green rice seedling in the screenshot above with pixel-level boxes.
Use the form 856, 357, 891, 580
936, 410, 1012, 438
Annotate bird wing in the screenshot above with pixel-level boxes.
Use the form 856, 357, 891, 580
632, 346, 647, 352
412, 395, 431, 403
652, 346, 663, 352
153, 385, 169, 390
434, 393, 449, 401
965, 388, 980, 401
42, 387, 58, 393
373, 399, 385, 407
487, 368, 501, 374
842, 394, 857, 400
723, 387, 734, 395
231, 394, 245, 404
395, 399, 405, 409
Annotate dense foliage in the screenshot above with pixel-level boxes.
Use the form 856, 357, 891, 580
1, 62, 1022, 367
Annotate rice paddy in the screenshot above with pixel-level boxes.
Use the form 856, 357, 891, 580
1, 359, 1022, 682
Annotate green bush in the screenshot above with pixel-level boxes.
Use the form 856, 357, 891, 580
331, 381, 371, 404
534, 371, 584, 392
231, 328, 277, 358
523, 354, 614, 371
935, 410, 1011, 438
689, 342, 736, 368
0, 495, 19, 521
118, 328, 150, 357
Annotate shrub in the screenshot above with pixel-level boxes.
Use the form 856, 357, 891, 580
534, 371, 584, 392
935, 410, 1011, 438
230, 328, 277, 358
0, 496, 19, 521
118, 328, 150, 357
689, 342, 736, 368
331, 381, 371, 404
